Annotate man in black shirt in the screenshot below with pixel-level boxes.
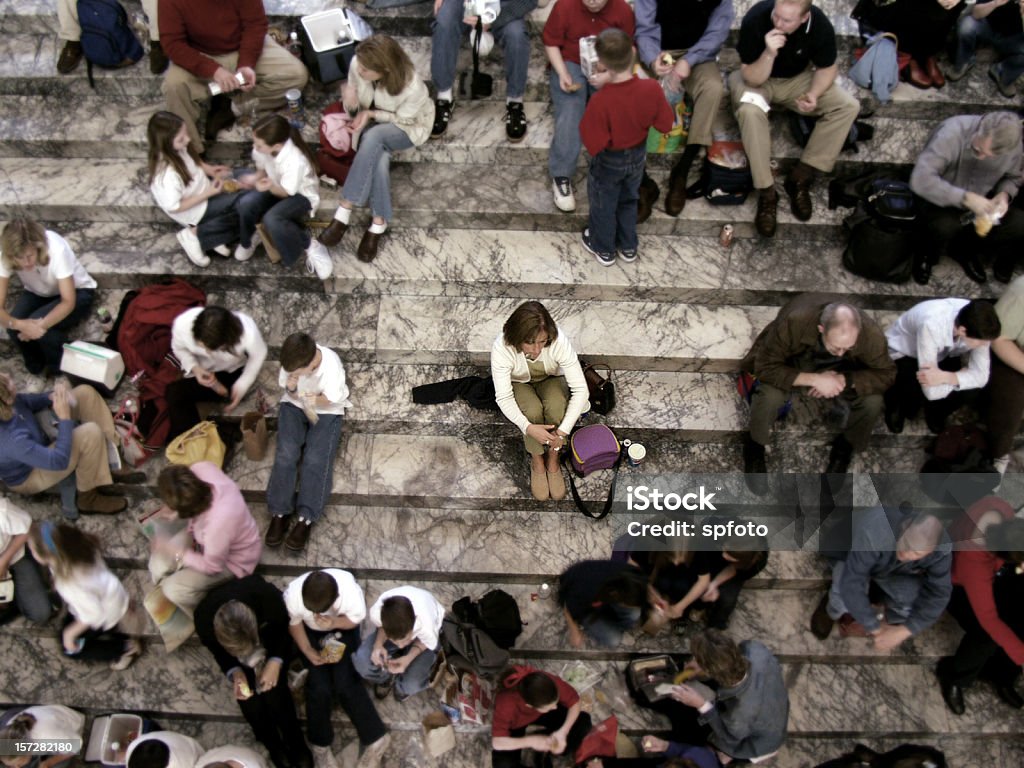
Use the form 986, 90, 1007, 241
948, 0, 1024, 98
730, 0, 859, 237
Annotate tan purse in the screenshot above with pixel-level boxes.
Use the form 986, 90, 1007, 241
165, 420, 226, 467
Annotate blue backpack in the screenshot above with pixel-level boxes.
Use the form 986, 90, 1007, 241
76, 0, 144, 87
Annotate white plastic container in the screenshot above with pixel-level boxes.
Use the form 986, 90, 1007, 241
85, 714, 142, 766
60, 341, 124, 391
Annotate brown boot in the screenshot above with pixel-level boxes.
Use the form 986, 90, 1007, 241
754, 187, 778, 238
926, 56, 945, 88
284, 518, 312, 551
783, 163, 814, 222
357, 229, 385, 263
665, 167, 688, 217
637, 174, 659, 224
57, 41, 83, 74
318, 219, 348, 247
77, 489, 127, 515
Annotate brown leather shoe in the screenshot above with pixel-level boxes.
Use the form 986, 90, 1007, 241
783, 174, 813, 222
265, 515, 290, 548
110, 468, 146, 484
637, 174, 659, 224
665, 172, 687, 217
77, 489, 127, 515
284, 519, 312, 551
57, 41, 83, 74
837, 613, 871, 637
926, 56, 945, 88
357, 229, 384, 263
907, 59, 932, 89
318, 219, 348, 247
755, 187, 778, 238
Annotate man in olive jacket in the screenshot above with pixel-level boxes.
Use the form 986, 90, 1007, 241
740, 294, 896, 482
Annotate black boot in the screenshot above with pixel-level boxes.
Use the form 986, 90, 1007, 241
912, 254, 933, 285
743, 435, 769, 496
826, 435, 854, 475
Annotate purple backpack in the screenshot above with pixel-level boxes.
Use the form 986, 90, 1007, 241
563, 424, 622, 520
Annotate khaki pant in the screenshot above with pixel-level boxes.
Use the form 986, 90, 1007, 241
679, 60, 724, 147
513, 377, 569, 456
162, 36, 309, 152
9, 385, 116, 495
155, 566, 232, 618
57, 0, 160, 41
728, 69, 859, 189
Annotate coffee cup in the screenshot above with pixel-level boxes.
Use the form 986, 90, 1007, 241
627, 442, 646, 467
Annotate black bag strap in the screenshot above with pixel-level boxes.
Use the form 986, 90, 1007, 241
585, 361, 613, 382
560, 447, 622, 520
472, 18, 483, 74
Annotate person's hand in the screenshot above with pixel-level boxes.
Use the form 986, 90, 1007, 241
701, 583, 720, 602
237, 66, 256, 91
313, 613, 335, 629
387, 654, 412, 674
206, 177, 224, 197
872, 623, 912, 652
304, 647, 326, 667
642, 735, 669, 753
223, 383, 243, 413
549, 731, 567, 755
286, 372, 300, 392
567, 622, 586, 649
936, 0, 959, 8
255, 176, 274, 193
61, 625, 80, 653
795, 92, 818, 113
670, 683, 707, 709
352, 110, 374, 133
809, 371, 845, 399
765, 29, 787, 55
371, 645, 389, 668
526, 423, 560, 449
433, 0, 444, 14
258, 659, 281, 692
463, 14, 479, 26
50, 385, 72, 420
17, 318, 46, 341
673, 58, 692, 81
992, 191, 1011, 219
232, 669, 253, 700
916, 366, 952, 388
530, 734, 554, 753
558, 71, 576, 93
963, 190, 996, 218
653, 52, 674, 77
212, 66, 241, 94
193, 365, 218, 388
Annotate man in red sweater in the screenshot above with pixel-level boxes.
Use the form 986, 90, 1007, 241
159, 0, 308, 153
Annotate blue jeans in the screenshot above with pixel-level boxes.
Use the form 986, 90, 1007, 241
431, 0, 530, 99
196, 190, 243, 251
548, 61, 593, 179
7, 288, 94, 374
367, 0, 428, 6
953, 15, 1024, 85
10, 552, 52, 624
587, 145, 646, 256
237, 191, 312, 267
341, 123, 414, 222
352, 628, 438, 697
583, 604, 641, 648
827, 561, 921, 625
266, 403, 342, 524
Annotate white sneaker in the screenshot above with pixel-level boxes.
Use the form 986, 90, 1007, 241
234, 229, 261, 262
176, 228, 210, 267
305, 239, 333, 280
552, 177, 576, 212
213, 244, 231, 257
994, 454, 1010, 476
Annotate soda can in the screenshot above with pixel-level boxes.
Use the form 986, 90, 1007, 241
285, 88, 303, 114
769, 159, 780, 178
720, 224, 734, 248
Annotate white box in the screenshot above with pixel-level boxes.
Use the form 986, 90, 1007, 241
85, 714, 142, 766
60, 341, 125, 390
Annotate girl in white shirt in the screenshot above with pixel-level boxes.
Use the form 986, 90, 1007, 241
26, 521, 143, 670
0, 217, 96, 375
0, 704, 85, 768
237, 115, 332, 279
147, 111, 244, 268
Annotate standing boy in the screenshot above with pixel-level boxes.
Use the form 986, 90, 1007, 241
264, 332, 352, 552
580, 28, 674, 266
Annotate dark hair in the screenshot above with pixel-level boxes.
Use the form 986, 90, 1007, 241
192, 306, 244, 352
147, 111, 201, 186
281, 332, 317, 372
380, 595, 415, 640
689, 629, 749, 687
28, 521, 102, 579
596, 564, 649, 608
652, 562, 695, 605
986, 518, 1024, 565
302, 571, 340, 613
955, 300, 1001, 341
355, 35, 415, 96
516, 671, 558, 708
0, 713, 36, 741
158, 465, 214, 518
128, 740, 171, 768
253, 113, 319, 175
595, 28, 634, 73
502, 301, 558, 349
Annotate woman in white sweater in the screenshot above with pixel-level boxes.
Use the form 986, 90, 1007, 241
318, 35, 435, 263
491, 301, 589, 501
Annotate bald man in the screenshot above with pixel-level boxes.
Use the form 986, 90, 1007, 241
739, 294, 896, 484
811, 507, 952, 651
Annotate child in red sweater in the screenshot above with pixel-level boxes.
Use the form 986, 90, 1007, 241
580, 29, 674, 266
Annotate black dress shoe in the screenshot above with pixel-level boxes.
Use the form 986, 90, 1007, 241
810, 591, 834, 640
743, 436, 769, 496
357, 229, 385, 262
955, 254, 987, 283
204, 94, 236, 143
265, 515, 290, 548
995, 682, 1024, 709
284, 519, 312, 552
938, 675, 966, 715
912, 258, 932, 285
993, 256, 1016, 284
884, 403, 905, 434
826, 436, 853, 475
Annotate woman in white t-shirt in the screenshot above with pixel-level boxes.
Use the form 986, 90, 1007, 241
0, 496, 52, 625
147, 111, 244, 268
0, 704, 84, 768
0, 217, 96, 375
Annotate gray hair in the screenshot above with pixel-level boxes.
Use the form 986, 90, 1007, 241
976, 111, 1023, 156
819, 302, 862, 333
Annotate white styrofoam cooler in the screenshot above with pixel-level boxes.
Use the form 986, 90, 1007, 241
60, 341, 124, 390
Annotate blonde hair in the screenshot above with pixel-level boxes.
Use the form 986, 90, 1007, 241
1, 217, 49, 272
213, 601, 264, 664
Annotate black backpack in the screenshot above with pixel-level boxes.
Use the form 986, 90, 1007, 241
451, 589, 524, 650
841, 177, 917, 284
687, 159, 752, 205
440, 616, 510, 679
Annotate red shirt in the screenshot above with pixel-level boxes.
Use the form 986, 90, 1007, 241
950, 496, 1024, 665
160, 0, 269, 79
491, 667, 580, 738
541, 0, 636, 65
580, 77, 674, 156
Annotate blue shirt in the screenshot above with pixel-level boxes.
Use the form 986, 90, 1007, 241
0, 393, 74, 487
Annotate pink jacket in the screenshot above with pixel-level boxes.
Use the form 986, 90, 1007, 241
182, 462, 261, 577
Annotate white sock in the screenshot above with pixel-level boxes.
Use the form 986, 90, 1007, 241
507, 97, 522, 105
369, 221, 387, 235
334, 206, 351, 225
437, 89, 453, 101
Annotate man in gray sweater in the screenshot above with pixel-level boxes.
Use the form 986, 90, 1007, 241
909, 111, 1024, 285
812, 506, 952, 651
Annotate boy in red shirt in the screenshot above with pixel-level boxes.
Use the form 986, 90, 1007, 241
542, 0, 636, 212
580, 29, 674, 266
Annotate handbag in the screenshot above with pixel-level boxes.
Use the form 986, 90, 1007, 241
575, 716, 619, 764
114, 397, 151, 466
240, 411, 269, 461
583, 362, 616, 415
165, 420, 226, 468
561, 424, 622, 520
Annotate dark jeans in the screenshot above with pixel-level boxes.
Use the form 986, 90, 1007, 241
984, 354, 1024, 458
196, 190, 244, 251
885, 355, 974, 429
635, 697, 711, 750
60, 613, 128, 663
704, 578, 746, 630
302, 625, 387, 748
266, 403, 342, 524
236, 663, 313, 768
238, 191, 312, 267
490, 706, 592, 768
915, 200, 1024, 274
587, 145, 646, 256
938, 585, 1021, 688
7, 288, 94, 374
10, 552, 52, 624
165, 368, 242, 440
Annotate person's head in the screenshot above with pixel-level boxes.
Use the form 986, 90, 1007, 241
985, 517, 1024, 565
954, 300, 1001, 348
580, 0, 609, 13
596, 564, 649, 608
896, 511, 944, 562
1, 216, 49, 273
354, 35, 415, 96
972, 111, 1023, 159
380, 595, 416, 643
817, 302, 862, 357
0, 713, 37, 768
502, 670, 560, 712
772, 0, 812, 33
280, 332, 318, 374
146, 110, 198, 185
503, 301, 559, 361
252, 114, 318, 174
126, 739, 171, 768
0, 371, 15, 421
651, 562, 696, 606
689, 628, 749, 687
157, 464, 214, 519
214, 600, 266, 666
594, 28, 634, 75
192, 306, 244, 352
27, 521, 102, 579
302, 570, 340, 614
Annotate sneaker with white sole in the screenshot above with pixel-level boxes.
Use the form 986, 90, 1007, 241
177, 228, 210, 267
582, 228, 615, 266
305, 239, 333, 280
110, 638, 143, 671
213, 244, 232, 257
619, 248, 638, 263
552, 177, 576, 212
234, 229, 261, 262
